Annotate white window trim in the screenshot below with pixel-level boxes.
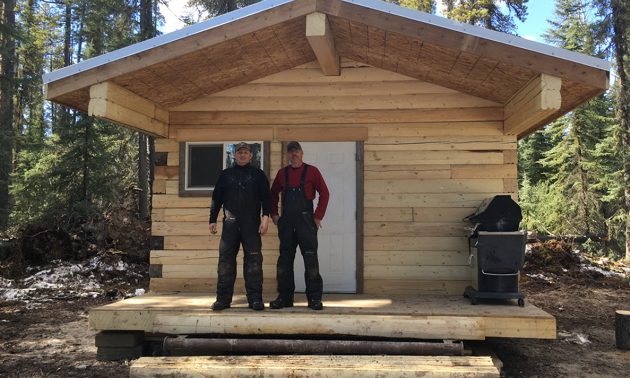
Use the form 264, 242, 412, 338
184, 141, 265, 191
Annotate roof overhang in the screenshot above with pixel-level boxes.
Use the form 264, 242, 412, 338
43, 0, 610, 139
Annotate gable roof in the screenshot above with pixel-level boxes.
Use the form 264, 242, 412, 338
43, 0, 610, 138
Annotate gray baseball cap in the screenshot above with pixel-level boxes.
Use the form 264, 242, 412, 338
287, 141, 302, 151
234, 142, 251, 151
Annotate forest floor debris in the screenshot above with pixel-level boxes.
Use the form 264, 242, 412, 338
0, 240, 629, 377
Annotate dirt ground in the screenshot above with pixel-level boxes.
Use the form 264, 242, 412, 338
1, 242, 629, 377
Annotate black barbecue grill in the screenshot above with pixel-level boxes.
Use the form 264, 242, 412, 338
463, 195, 526, 307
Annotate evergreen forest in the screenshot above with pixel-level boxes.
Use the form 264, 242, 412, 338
1, 0, 629, 260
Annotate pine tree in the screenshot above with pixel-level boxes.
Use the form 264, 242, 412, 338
442, 0, 528, 34
186, 0, 260, 19
383, 0, 436, 14
591, 0, 630, 259
0, 0, 17, 230
519, 0, 617, 255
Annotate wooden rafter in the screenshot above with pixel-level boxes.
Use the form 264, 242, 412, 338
88, 82, 169, 138
306, 12, 340, 76
503, 74, 562, 136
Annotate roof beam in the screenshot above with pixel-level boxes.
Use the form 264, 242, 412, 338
306, 12, 340, 76
503, 74, 562, 136
88, 82, 169, 138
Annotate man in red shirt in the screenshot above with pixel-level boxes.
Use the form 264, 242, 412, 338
269, 141, 329, 311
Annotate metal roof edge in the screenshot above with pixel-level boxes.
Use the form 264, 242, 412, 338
342, 0, 611, 72
42, 0, 294, 85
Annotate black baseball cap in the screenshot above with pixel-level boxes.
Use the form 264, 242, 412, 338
234, 142, 251, 151
287, 141, 302, 151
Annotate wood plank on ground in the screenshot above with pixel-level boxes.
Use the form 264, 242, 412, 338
130, 355, 500, 377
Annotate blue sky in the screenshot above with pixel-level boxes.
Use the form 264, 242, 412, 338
515, 0, 557, 43
160, 0, 558, 45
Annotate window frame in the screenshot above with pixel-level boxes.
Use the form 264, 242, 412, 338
178, 140, 270, 197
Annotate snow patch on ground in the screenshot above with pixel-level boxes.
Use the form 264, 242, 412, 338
0, 256, 147, 302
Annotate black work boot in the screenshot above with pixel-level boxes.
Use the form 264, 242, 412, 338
211, 300, 231, 311
308, 299, 323, 311
249, 301, 265, 311
269, 297, 294, 309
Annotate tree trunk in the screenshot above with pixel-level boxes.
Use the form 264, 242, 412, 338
616, 310, 630, 350
0, 0, 16, 229
611, 0, 630, 260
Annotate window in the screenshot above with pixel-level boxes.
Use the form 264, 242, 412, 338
179, 141, 269, 197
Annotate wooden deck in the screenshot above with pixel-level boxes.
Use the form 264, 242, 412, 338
89, 293, 555, 340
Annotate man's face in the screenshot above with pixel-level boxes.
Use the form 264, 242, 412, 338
287, 147, 303, 166
234, 147, 252, 166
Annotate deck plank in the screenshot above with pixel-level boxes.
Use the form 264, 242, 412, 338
89, 293, 555, 340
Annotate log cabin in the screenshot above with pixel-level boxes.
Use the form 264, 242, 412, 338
43, 0, 610, 375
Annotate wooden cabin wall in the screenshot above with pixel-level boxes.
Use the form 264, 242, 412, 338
149, 59, 517, 295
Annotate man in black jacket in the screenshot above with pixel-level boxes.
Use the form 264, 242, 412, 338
209, 142, 271, 311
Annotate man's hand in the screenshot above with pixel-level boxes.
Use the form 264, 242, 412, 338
314, 218, 322, 229
259, 216, 269, 236
272, 214, 279, 226
209, 223, 218, 234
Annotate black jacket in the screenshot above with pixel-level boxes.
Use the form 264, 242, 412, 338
209, 163, 271, 223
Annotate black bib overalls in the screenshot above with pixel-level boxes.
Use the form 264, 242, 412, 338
216, 166, 264, 304
276, 164, 323, 301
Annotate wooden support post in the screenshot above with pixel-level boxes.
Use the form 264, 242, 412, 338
616, 310, 630, 350
503, 74, 561, 136
306, 12, 340, 76
88, 82, 169, 137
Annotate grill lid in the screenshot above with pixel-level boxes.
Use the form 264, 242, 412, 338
463, 195, 522, 232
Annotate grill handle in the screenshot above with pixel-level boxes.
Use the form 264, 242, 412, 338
481, 270, 519, 276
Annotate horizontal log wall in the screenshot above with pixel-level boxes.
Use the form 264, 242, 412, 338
151, 59, 514, 295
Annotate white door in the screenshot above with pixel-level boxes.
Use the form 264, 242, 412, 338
293, 142, 357, 293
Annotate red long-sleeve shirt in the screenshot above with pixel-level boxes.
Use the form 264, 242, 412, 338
270, 163, 329, 220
